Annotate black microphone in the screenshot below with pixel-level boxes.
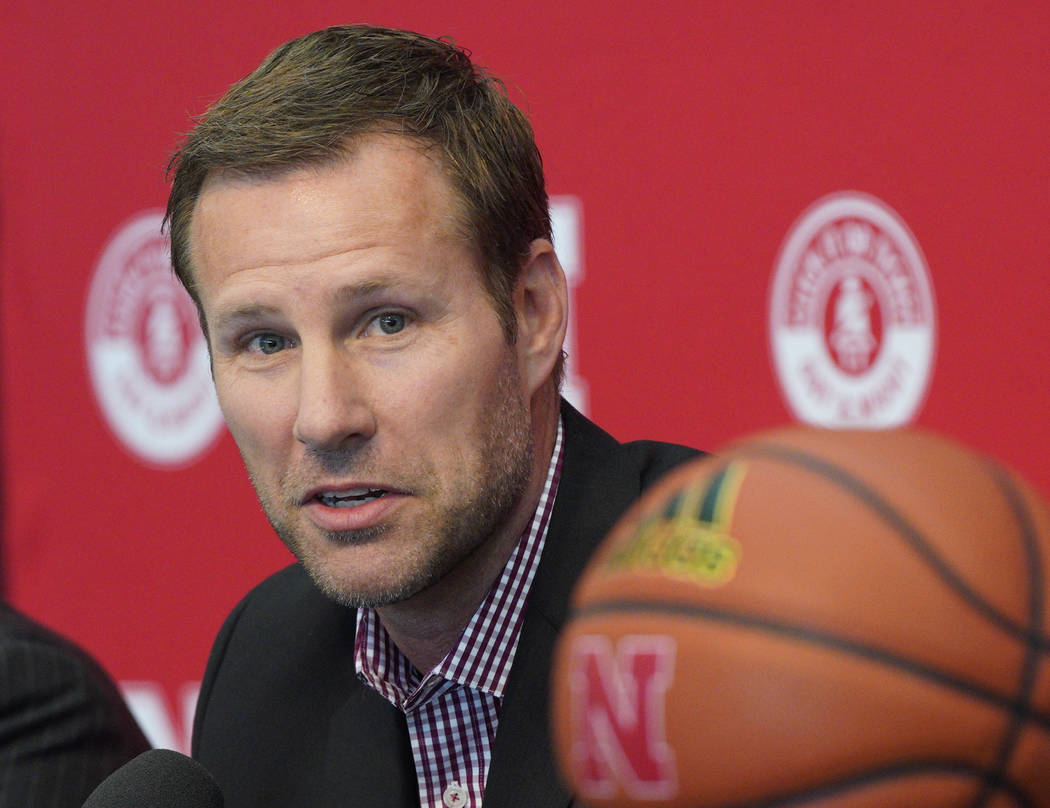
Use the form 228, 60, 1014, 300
82, 749, 224, 807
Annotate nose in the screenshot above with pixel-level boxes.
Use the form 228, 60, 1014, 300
292, 345, 376, 451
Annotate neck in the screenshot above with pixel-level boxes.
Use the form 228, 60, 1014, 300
377, 389, 561, 673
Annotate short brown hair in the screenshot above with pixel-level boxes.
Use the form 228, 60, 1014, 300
165, 24, 550, 346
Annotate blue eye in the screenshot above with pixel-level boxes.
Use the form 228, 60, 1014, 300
248, 333, 288, 354
375, 312, 406, 335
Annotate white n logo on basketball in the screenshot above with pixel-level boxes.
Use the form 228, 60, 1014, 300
568, 634, 677, 800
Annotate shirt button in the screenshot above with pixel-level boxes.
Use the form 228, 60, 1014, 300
442, 781, 468, 807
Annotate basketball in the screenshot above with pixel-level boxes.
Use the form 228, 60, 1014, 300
550, 427, 1050, 807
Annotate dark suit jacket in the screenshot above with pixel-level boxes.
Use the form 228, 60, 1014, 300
0, 604, 150, 807
193, 403, 701, 807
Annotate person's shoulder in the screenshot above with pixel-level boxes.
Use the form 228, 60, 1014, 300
619, 439, 705, 486
0, 602, 71, 647
193, 565, 358, 759
208, 563, 355, 663
0, 604, 123, 699
241, 561, 317, 604
559, 399, 705, 485
0, 604, 150, 789
218, 563, 344, 637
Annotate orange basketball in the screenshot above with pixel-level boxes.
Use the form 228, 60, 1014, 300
550, 427, 1050, 807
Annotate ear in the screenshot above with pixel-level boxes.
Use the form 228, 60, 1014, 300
514, 238, 569, 396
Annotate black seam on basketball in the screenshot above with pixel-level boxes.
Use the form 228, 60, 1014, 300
710, 760, 1034, 808
735, 443, 1049, 651
569, 599, 1050, 732
733, 443, 1048, 808
972, 460, 1045, 808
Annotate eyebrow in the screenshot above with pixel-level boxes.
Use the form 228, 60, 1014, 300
210, 304, 283, 332
210, 278, 410, 331
330, 278, 399, 303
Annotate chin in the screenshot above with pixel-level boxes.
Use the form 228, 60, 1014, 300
302, 555, 445, 610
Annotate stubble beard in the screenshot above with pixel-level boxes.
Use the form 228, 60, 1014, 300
249, 363, 535, 609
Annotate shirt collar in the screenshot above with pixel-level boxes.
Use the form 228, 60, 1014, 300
355, 417, 564, 709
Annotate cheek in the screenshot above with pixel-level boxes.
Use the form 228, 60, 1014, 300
390, 342, 512, 429
214, 374, 293, 462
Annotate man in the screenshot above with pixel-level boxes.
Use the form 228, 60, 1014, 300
166, 25, 700, 807
0, 603, 150, 807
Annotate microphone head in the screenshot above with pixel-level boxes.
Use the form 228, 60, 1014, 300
82, 749, 223, 807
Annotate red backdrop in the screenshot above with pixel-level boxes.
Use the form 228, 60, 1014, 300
3, 2, 1047, 750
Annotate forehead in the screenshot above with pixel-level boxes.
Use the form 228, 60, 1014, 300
189, 135, 474, 288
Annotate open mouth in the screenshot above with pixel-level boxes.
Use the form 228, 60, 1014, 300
317, 488, 388, 508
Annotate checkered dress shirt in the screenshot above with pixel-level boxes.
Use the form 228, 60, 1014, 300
355, 420, 564, 808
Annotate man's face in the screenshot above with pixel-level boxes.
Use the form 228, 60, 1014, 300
190, 135, 534, 607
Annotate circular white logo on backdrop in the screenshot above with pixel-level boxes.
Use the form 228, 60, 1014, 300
769, 192, 936, 428
85, 210, 223, 466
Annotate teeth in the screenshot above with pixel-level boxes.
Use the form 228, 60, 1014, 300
318, 489, 386, 508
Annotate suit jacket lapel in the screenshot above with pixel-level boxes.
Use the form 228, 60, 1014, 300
485, 403, 648, 808
322, 625, 418, 808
